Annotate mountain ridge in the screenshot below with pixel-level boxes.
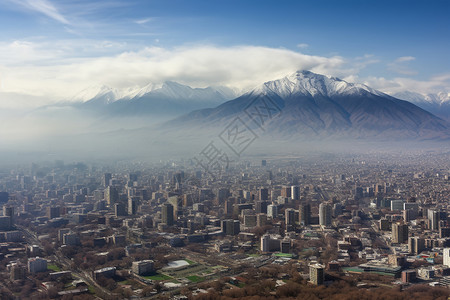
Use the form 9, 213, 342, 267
69, 81, 238, 117
168, 70, 450, 140
393, 91, 450, 121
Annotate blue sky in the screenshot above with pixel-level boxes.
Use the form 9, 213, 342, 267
0, 0, 449, 105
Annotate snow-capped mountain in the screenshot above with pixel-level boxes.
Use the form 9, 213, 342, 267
71, 84, 119, 104
169, 70, 449, 140
256, 70, 387, 98
72, 81, 238, 116
393, 91, 450, 105
71, 83, 161, 104
393, 91, 450, 121
142, 81, 237, 102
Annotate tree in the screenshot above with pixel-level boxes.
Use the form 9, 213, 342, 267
141, 286, 155, 297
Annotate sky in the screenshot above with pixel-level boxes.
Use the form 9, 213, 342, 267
0, 0, 449, 107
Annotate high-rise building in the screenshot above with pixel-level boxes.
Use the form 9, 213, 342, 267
63, 233, 80, 246
440, 227, 450, 238
285, 208, 296, 226
3, 206, 14, 227
103, 173, 112, 187
291, 186, 300, 201
105, 186, 119, 206
258, 188, 269, 201
114, 203, 126, 217
309, 264, 325, 285
391, 200, 405, 211
224, 200, 234, 216
444, 248, 450, 267
162, 203, 174, 226
333, 203, 343, 217
128, 197, 138, 215
404, 203, 419, 213
281, 239, 291, 253
319, 203, 332, 227
10, 263, 26, 280
132, 260, 154, 275
299, 204, 311, 226
0, 216, 11, 231
260, 234, 284, 252
261, 234, 271, 252
428, 209, 440, 231
0, 192, 9, 204
281, 186, 291, 198
183, 194, 193, 207
47, 206, 60, 219
375, 183, 385, 196
392, 223, 409, 244
193, 203, 205, 212
267, 204, 278, 219
270, 190, 279, 202
221, 219, 240, 235
402, 270, 416, 283
168, 196, 182, 218
255, 201, 268, 214
408, 237, 425, 255
58, 228, 70, 242
217, 188, 230, 204
28, 257, 47, 273
354, 186, 364, 200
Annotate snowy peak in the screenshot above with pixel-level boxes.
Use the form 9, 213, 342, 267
150, 81, 237, 102
423, 92, 450, 105
72, 81, 239, 116
72, 81, 238, 105
430, 92, 450, 104
392, 91, 450, 121
72, 83, 163, 104
392, 91, 427, 103
71, 84, 116, 103
393, 91, 450, 105
129, 82, 162, 99
255, 70, 386, 98
156, 81, 195, 99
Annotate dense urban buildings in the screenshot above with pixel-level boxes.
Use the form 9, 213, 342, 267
0, 152, 450, 298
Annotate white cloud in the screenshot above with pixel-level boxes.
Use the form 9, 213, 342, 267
8, 0, 69, 24
135, 18, 153, 25
395, 56, 415, 63
0, 44, 351, 102
361, 74, 450, 95
0, 42, 448, 107
297, 43, 309, 49
388, 56, 417, 75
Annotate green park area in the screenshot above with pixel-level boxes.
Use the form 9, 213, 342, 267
186, 275, 205, 283
143, 273, 172, 281
47, 264, 60, 272
273, 253, 294, 258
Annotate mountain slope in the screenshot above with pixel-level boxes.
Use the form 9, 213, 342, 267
169, 71, 449, 140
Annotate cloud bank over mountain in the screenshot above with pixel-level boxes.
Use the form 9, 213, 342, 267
1, 43, 449, 109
